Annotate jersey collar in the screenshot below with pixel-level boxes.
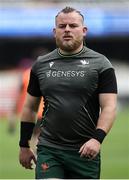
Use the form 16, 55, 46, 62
58, 46, 86, 58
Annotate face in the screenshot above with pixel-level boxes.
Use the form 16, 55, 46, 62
53, 12, 87, 53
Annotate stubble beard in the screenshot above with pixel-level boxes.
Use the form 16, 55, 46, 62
56, 37, 83, 52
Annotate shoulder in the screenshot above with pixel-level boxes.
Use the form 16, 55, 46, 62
83, 46, 113, 72
37, 49, 58, 62
84, 46, 106, 59
31, 49, 58, 72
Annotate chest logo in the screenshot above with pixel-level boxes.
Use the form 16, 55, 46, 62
49, 62, 54, 68
80, 60, 89, 65
77, 60, 89, 68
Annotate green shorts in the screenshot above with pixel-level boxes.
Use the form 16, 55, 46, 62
35, 145, 100, 179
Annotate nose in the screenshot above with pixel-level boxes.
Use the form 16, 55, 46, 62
65, 24, 70, 31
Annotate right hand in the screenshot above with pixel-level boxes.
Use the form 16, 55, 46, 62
19, 147, 37, 169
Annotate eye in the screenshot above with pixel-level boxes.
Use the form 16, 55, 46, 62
69, 24, 78, 28
58, 24, 66, 29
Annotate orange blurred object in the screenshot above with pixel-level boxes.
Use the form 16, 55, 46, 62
17, 68, 44, 120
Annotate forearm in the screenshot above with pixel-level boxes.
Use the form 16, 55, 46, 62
21, 105, 37, 123
92, 93, 117, 144
97, 105, 117, 134
19, 94, 41, 148
20, 106, 37, 147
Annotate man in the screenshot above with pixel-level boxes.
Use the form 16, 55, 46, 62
19, 7, 117, 179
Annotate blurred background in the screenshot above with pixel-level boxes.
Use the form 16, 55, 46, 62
0, 0, 129, 179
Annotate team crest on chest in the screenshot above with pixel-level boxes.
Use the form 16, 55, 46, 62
80, 60, 89, 65
78, 60, 89, 67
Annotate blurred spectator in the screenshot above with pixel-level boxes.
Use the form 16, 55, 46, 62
8, 47, 49, 137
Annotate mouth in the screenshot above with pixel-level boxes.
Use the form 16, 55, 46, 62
63, 35, 73, 40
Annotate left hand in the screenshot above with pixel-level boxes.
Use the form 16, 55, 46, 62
79, 138, 101, 159
19, 147, 36, 169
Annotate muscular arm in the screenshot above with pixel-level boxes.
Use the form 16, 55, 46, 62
79, 93, 117, 158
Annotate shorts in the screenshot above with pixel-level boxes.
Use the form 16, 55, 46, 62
35, 145, 100, 179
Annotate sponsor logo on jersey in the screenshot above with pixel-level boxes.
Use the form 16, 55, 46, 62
46, 70, 85, 78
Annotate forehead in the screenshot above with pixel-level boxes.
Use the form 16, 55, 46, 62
56, 12, 83, 25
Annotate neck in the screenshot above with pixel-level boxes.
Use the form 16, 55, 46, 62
59, 44, 84, 55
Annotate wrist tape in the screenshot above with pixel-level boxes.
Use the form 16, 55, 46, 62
93, 128, 107, 144
19, 122, 35, 148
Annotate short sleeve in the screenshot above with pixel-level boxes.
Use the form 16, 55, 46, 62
27, 69, 42, 97
99, 56, 113, 73
98, 68, 118, 94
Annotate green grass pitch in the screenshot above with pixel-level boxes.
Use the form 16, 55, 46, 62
0, 107, 129, 179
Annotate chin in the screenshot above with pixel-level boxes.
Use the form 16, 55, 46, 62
62, 46, 74, 52
62, 43, 75, 51
57, 39, 80, 52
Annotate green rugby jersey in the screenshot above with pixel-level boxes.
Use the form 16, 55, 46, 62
28, 46, 117, 150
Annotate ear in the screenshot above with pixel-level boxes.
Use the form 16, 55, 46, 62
53, 28, 56, 37
83, 26, 88, 36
